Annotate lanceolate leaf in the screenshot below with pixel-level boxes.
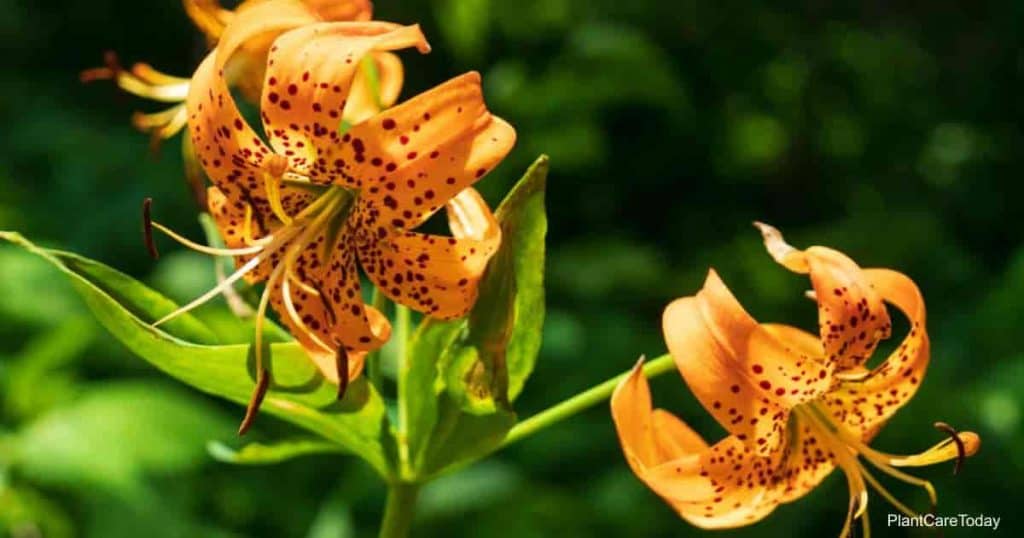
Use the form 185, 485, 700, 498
477, 154, 548, 402
0, 232, 392, 477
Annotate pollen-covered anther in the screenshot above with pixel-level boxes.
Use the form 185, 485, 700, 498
933, 422, 977, 475
79, 50, 122, 83
238, 367, 270, 436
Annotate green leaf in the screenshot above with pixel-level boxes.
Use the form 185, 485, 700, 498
207, 438, 346, 465
401, 319, 462, 474
10, 381, 232, 493
417, 396, 516, 478
445, 154, 549, 410
489, 154, 548, 401
399, 156, 548, 478
0, 232, 393, 477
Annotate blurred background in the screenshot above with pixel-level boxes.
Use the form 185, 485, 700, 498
1, 0, 1021, 536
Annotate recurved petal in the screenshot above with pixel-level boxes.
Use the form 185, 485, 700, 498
342, 52, 405, 126
259, 22, 430, 186
611, 359, 661, 471
821, 268, 930, 439
188, 53, 281, 238
183, 0, 232, 42
357, 188, 501, 319
613, 363, 827, 529
756, 222, 892, 372
214, 0, 320, 69
662, 270, 832, 455
646, 415, 837, 529
347, 73, 516, 229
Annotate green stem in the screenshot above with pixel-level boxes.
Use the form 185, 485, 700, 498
378, 482, 419, 538
501, 353, 675, 447
394, 304, 412, 478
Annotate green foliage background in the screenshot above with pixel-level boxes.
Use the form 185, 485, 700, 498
1, 0, 1021, 536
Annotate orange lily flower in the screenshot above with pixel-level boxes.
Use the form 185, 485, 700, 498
146, 22, 515, 430
81, 0, 400, 147
611, 223, 979, 537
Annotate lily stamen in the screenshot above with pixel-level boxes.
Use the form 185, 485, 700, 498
149, 220, 266, 257
275, 191, 350, 356
287, 271, 322, 297
856, 462, 920, 519
797, 401, 979, 534
934, 422, 967, 475
152, 252, 269, 327
81, 51, 190, 102
239, 260, 285, 436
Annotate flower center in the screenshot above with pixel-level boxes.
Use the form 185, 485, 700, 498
144, 181, 359, 431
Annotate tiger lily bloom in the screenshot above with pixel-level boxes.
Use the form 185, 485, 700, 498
611, 223, 979, 537
81, 0, 400, 148
146, 21, 515, 432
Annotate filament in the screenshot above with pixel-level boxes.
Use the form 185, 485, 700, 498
806, 404, 938, 509
150, 220, 265, 256
152, 253, 267, 326
150, 225, 302, 327
281, 276, 333, 354
238, 262, 285, 435
857, 461, 919, 518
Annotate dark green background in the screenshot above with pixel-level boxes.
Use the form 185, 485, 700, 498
1, 0, 1020, 536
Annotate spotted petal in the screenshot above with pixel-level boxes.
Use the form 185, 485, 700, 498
343, 52, 406, 125
345, 72, 516, 229
821, 268, 929, 439
662, 270, 832, 455
756, 223, 892, 372
611, 363, 835, 529
188, 53, 278, 236
258, 22, 431, 185
357, 188, 501, 319
214, 0, 321, 69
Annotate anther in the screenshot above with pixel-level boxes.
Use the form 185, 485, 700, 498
142, 197, 159, 259
336, 347, 349, 401
238, 367, 270, 435
79, 50, 121, 83
934, 422, 967, 475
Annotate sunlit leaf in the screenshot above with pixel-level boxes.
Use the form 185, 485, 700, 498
445, 154, 548, 409
0, 232, 394, 477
